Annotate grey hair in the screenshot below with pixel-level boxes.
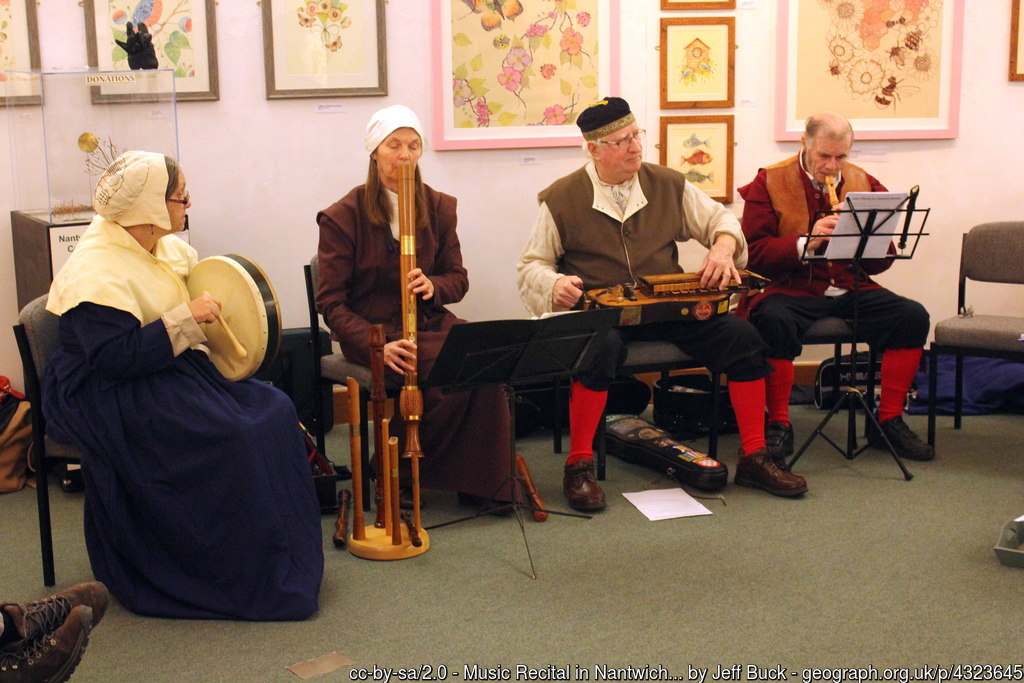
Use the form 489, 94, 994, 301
805, 112, 855, 145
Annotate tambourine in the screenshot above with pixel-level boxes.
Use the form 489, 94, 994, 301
186, 254, 281, 381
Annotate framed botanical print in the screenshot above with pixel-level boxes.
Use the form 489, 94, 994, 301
659, 115, 734, 204
0, 0, 42, 105
1012, 0, 1024, 81
659, 17, 735, 109
775, 0, 964, 140
262, 0, 387, 98
661, 1, 736, 9
84, 0, 219, 102
432, 0, 620, 150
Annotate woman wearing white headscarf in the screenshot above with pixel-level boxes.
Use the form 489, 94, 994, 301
316, 106, 517, 506
44, 151, 323, 621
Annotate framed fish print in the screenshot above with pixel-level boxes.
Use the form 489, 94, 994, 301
659, 17, 735, 109
262, 0, 387, 98
0, 0, 42, 105
659, 115, 733, 204
432, 0, 621, 150
774, 0, 964, 140
1012, 0, 1024, 81
83, 0, 219, 102
661, 1, 736, 9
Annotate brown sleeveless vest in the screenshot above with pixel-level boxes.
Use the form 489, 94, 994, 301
764, 155, 872, 237
538, 164, 687, 290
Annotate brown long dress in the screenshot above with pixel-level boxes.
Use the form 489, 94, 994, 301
316, 183, 516, 502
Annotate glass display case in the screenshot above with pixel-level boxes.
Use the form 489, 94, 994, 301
5, 68, 179, 308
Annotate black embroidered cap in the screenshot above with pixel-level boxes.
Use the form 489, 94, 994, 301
577, 97, 635, 141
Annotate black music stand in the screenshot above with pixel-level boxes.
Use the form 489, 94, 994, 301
424, 308, 620, 579
785, 191, 928, 481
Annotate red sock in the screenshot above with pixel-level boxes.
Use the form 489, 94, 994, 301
766, 358, 794, 425
879, 347, 922, 422
728, 378, 767, 456
567, 382, 608, 466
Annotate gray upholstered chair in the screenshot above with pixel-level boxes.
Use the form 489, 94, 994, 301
13, 294, 84, 586
927, 222, 1024, 446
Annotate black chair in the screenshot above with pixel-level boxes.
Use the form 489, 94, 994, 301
549, 340, 721, 479
802, 315, 877, 418
13, 294, 84, 587
927, 222, 1024, 446
304, 257, 398, 508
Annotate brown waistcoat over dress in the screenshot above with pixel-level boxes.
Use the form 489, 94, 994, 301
317, 184, 515, 501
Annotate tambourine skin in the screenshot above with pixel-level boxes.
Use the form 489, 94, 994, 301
186, 255, 281, 381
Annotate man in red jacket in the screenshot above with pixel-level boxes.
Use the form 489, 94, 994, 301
738, 111, 932, 463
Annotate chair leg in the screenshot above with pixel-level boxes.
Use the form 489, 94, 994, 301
311, 380, 327, 462
708, 371, 720, 461
34, 445, 56, 587
864, 347, 877, 436
832, 343, 842, 406
595, 410, 606, 481
359, 390, 372, 512
953, 355, 964, 430
927, 347, 938, 447
552, 377, 563, 454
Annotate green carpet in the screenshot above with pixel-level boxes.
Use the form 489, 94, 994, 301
2, 406, 1022, 681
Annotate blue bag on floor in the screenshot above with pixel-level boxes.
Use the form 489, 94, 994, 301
908, 356, 1024, 415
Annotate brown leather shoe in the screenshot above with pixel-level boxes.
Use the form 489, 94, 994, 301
0, 605, 93, 682
734, 447, 808, 497
0, 581, 109, 646
563, 460, 606, 511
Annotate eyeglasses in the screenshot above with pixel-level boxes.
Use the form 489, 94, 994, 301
596, 129, 645, 149
167, 191, 190, 206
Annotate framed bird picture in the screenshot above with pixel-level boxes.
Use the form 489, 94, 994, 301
432, 0, 620, 149
262, 0, 387, 98
0, 0, 42, 105
658, 115, 734, 204
83, 0, 219, 102
659, 16, 735, 109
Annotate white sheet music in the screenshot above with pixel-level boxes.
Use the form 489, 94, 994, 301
824, 191, 909, 260
622, 488, 713, 521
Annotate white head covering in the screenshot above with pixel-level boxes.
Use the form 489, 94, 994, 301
93, 150, 173, 232
364, 105, 425, 154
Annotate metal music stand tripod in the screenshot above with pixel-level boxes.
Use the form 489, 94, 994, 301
423, 308, 620, 578
785, 190, 929, 481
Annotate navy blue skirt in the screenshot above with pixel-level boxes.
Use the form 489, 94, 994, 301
44, 303, 323, 620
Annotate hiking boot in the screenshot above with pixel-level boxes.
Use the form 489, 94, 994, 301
563, 460, 606, 511
0, 605, 94, 682
765, 421, 794, 464
734, 447, 808, 497
0, 582, 108, 646
868, 415, 934, 461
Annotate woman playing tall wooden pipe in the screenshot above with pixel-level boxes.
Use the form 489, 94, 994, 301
316, 105, 528, 510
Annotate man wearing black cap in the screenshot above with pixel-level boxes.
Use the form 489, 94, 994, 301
517, 96, 808, 510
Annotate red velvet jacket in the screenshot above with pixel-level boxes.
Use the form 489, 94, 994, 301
737, 156, 890, 316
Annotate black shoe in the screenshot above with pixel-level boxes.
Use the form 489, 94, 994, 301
765, 421, 794, 464
868, 415, 934, 461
